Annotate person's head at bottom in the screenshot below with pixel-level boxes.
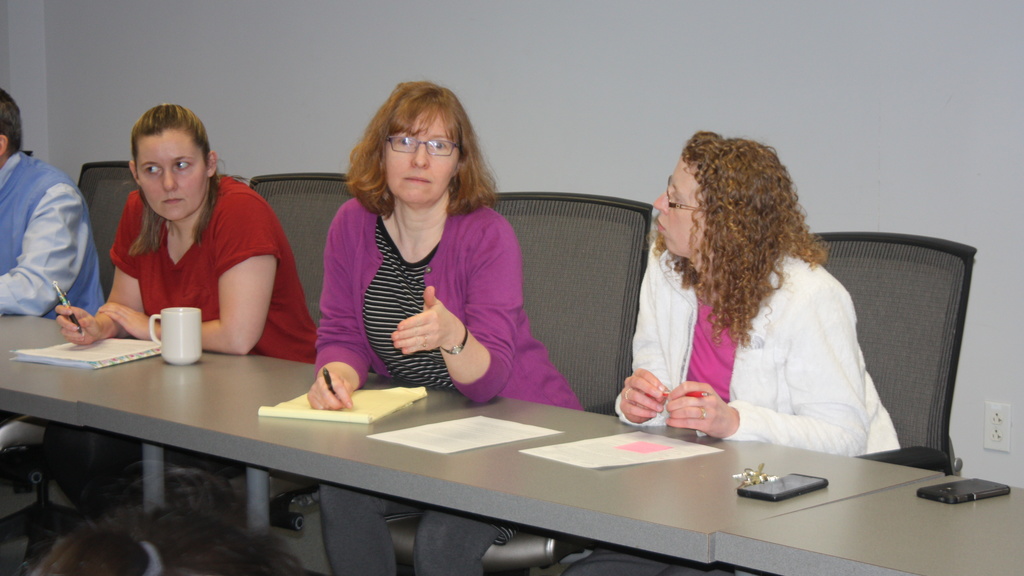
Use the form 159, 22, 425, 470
28, 467, 305, 576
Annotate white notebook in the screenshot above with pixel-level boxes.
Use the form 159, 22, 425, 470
12, 339, 161, 369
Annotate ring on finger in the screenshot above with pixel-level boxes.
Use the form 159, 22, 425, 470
699, 407, 707, 420
624, 388, 631, 402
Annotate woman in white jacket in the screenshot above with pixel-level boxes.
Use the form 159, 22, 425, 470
567, 131, 898, 576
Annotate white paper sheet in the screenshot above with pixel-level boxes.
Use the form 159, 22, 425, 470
367, 415, 562, 454
520, 431, 721, 469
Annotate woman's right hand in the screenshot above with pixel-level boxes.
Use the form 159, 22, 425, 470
619, 368, 670, 423
307, 362, 358, 410
56, 305, 105, 345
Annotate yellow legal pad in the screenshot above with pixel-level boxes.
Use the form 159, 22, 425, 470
258, 387, 428, 424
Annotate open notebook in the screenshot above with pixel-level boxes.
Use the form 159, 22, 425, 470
12, 339, 161, 369
258, 387, 428, 424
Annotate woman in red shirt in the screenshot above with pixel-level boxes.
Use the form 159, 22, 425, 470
57, 103, 315, 362
49, 104, 315, 518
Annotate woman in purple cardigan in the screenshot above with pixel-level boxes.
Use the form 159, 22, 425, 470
307, 81, 580, 576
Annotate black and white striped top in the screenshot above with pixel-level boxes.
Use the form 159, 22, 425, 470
364, 217, 517, 545
363, 217, 453, 389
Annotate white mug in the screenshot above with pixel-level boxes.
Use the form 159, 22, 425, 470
149, 307, 202, 365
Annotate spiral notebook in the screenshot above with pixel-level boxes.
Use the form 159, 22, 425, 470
12, 339, 161, 369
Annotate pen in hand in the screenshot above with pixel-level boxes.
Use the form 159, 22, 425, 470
322, 367, 336, 395
685, 391, 710, 398
52, 281, 82, 334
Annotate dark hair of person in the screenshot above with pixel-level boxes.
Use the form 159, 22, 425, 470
0, 87, 23, 154
347, 80, 497, 217
129, 103, 221, 256
28, 467, 305, 576
655, 131, 827, 346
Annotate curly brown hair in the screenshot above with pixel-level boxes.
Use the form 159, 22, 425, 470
347, 81, 496, 217
655, 131, 826, 346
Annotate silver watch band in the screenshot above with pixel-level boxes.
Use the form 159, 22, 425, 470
440, 324, 469, 355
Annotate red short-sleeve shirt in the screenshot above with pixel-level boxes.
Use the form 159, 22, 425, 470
111, 177, 316, 363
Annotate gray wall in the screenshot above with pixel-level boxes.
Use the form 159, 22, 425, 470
4, 0, 47, 156
6, 0, 1023, 484
0, 2, 8, 89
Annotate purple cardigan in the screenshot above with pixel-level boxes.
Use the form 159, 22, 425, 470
316, 199, 581, 410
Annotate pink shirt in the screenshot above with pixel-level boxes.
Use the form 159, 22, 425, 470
685, 303, 736, 402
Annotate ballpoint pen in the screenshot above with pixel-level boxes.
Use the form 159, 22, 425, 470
52, 280, 82, 334
322, 367, 336, 395
685, 391, 710, 398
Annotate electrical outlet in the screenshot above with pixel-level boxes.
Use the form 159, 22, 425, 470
984, 401, 1011, 452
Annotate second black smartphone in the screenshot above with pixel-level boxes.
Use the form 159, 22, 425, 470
737, 473, 829, 501
916, 478, 1010, 504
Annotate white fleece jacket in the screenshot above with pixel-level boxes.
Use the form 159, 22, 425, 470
618, 249, 899, 457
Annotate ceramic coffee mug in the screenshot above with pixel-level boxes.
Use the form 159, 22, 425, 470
148, 307, 202, 365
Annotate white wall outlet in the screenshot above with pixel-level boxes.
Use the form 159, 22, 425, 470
984, 401, 1011, 452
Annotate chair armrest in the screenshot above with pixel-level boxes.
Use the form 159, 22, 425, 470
387, 514, 589, 571
857, 446, 952, 475
0, 416, 47, 450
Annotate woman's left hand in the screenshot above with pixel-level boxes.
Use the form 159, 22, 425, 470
664, 382, 740, 438
99, 302, 153, 341
392, 286, 462, 355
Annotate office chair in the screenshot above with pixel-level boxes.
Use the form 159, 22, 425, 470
494, 192, 653, 413
250, 172, 351, 327
819, 232, 976, 476
0, 414, 80, 560
248, 173, 351, 531
77, 161, 137, 299
387, 192, 653, 573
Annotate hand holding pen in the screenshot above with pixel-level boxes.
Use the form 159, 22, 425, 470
52, 280, 82, 334
308, 364, 354, 411
665, 385, 740, 437
620, 368, 671, 423
665, 388, 712, 421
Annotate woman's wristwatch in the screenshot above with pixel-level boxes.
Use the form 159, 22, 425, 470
440, 324, 469, 355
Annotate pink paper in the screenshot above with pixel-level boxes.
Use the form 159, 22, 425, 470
616, 441, 672, 454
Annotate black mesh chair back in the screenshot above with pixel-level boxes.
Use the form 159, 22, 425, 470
388, 193, 652, 572
495, 193, 652, 414
820, 232, 976, 475
249, 173, 351, 326
78, 162, 136, 298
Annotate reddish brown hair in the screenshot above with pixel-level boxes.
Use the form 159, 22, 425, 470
347, 81, 496, 216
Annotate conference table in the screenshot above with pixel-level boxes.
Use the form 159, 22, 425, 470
716, 474, 1023, 575
2, 316, 946, 572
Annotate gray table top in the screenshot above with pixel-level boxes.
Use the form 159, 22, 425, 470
716, 475, 1023, 575
1, 316, 941, 562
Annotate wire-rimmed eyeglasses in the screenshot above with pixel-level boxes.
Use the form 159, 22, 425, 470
387, 136, 459, 157
665, 192, 698, 211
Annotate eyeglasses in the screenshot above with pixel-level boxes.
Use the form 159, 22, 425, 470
387, 136, 459, 157
665, 192, 698, 211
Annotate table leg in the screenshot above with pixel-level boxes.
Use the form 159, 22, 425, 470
247, 466, 270, 529
142, 443, 165, 511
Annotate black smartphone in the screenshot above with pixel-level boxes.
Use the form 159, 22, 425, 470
737, 473, 828, 501
916, 478, 1010, 504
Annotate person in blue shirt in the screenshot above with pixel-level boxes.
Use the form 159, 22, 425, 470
0, 87, 103, 318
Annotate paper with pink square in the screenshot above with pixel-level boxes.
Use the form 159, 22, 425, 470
521, 431, 721, 469
617, 441, 673, 454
